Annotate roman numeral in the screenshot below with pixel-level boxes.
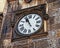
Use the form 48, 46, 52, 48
33, 15, 36, 19
33, 28, 36, 31
28, 29, 31, 33
36, 20, 41, 23
35, 17, 40, 20
28, 15, 32, 19
20, 27, 24, 31
23, 29, 27, 33
24, 16, 27, 19
19, 24, 23, 27
21, 21, 25, 23
36, 25, 39, 27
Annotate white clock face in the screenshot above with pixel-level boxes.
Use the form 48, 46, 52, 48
17, 14, 42, 35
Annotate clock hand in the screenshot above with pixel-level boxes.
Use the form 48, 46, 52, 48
28, 19, 32, 26
25, 17, 32, 26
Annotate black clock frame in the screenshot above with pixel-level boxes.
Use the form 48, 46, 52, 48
14, 11, 44, 36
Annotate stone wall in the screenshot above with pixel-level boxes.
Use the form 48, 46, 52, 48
48, 0, 60, 48
1, 0, 60, 48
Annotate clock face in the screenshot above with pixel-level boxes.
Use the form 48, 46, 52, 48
17, 14, 42, 35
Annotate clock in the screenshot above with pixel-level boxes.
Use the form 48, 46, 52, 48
14, 4, 47, 37
15, 13, 43, 36
16, 14, 42, 36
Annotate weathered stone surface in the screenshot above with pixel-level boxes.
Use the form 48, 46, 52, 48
48, 0, 60, 48
7, 38, 49, 48
1, 0, 60, 48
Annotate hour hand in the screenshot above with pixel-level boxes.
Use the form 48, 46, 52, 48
25, 17, 31, 26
